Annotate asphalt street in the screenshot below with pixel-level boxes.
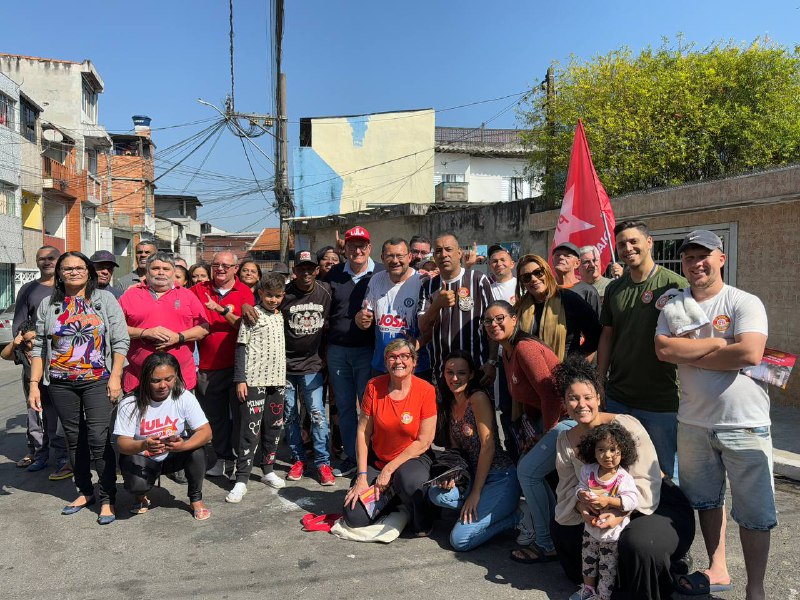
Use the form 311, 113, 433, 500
0, 358, 797, 600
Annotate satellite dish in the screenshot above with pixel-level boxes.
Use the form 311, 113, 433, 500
42, 128, 64, 143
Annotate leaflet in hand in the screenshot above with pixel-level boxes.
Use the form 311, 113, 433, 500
742, 348, 796, 390
358, 485, 395, 520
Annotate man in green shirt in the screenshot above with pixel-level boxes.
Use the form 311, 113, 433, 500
596, 220, 687, 479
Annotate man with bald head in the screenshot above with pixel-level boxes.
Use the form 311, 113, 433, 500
116, 240, 157, 291
191, 251, 255, 477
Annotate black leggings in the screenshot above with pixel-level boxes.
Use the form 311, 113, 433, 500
343, 454, 433, 534
119, 448, 206, 503
551, 478, 695, 600
49, 379, 117, 505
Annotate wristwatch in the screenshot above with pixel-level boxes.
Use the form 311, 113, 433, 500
486, 359, 498, 367
219, 306, 230, 316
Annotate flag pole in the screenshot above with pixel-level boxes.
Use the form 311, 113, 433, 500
600, 211, 616, 264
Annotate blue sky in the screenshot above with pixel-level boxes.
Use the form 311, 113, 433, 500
4, 1, 797, 232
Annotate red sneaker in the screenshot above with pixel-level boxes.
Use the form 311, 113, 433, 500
318, 464, 335, 486
287, 460, 305, 481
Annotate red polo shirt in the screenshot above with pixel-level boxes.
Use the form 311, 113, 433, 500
191, 279, 255, 370
119, 284, 208, 392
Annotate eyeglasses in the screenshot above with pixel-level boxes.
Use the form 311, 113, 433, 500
410, 248, 428, 256
519, 269, 545, 284
482, 314, 509, 327
383, 253, 407, 261
60, 266, 87, 274
211, 263, 236, 270
386, 353, 413, 362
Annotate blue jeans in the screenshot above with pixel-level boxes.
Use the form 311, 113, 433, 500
428, 466, 521, 552
327, 344, 373, 461
517, 420, 576, 552
605, 396, 678, 482
285, 373, 329, 466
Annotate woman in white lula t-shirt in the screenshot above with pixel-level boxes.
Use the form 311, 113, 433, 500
114, 352, 212, 520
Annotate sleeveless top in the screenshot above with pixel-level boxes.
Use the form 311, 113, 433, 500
449, 399, 513, 472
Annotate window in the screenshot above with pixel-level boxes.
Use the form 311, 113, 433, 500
508, 177, 526, 201
86, 149, 98, 176
650, 223, 737, 286
0, 93, 15, 129
20, 99, 37, 143
0, 184, 16, 216
441, 173, 465, 183
81, 81, 98, 122
83, 216, 94, 251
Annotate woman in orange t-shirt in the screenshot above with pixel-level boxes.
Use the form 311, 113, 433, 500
343, 339, 437, 535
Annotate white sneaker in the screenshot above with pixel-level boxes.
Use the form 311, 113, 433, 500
225, 482, 248, 503
205, 459, 225, 477
260, 471, 286, 489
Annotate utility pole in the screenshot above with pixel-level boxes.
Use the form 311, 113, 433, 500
274, 0, 293, 264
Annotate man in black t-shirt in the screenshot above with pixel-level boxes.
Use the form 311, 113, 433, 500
281, 251, 335, 486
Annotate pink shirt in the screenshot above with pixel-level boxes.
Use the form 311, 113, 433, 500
119, 284, 208, 392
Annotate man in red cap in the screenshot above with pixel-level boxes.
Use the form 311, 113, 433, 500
324, 226, 384, 477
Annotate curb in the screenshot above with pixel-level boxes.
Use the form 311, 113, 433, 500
774, 449, 800, 482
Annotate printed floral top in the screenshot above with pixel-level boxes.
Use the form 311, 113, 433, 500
449, 400, 513, 472
49, 296, 109, 381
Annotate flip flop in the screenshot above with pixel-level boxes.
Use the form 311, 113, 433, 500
510, 544, 559, 564
130, 498, 152, 515
193, 507, 211, 521
674, 571, 733, 596
16, 455, 34, 468
301, 513, 342, 532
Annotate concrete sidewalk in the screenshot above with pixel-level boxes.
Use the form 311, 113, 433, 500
770, 404, 800, 480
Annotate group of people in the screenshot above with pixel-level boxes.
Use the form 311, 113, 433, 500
6, 222, 775, 600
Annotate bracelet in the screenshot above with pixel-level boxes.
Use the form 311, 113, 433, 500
357, 471, 368, 476
178, 333, 185, 345
30, 380, 40, 384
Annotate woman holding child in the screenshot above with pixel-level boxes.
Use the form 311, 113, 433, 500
552, 356, 694, 600
343, 339, 437, 536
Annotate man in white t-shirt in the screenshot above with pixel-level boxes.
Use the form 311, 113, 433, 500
487, 244, 517, 304
655, 230, 772, 600
356, 237, 431, 380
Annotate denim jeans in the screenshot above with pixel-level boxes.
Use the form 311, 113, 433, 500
605, 396, 678, 482
428, 466, 521, 552
517, 420, 576, 552
326, 344, 373, 461
285, 372, 329, 466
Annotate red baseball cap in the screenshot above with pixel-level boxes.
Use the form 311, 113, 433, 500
344, 226, 370, 243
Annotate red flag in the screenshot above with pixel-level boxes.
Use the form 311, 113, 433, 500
551, 120, 616, 270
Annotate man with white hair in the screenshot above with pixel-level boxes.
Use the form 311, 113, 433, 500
578, 245, 612, 301
191, 251, 255, 477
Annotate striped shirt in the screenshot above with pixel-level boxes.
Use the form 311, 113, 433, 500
418, 268, 494, 380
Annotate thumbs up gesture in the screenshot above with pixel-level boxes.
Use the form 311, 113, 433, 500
434, 280, 456, 310
355, 298, 375, 330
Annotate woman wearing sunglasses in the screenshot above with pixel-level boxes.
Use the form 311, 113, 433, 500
482, 299, 575, 563
515, 254, 601, 361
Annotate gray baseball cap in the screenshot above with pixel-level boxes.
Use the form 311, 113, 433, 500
677, 230, 723, 254
552, 242, 580, 258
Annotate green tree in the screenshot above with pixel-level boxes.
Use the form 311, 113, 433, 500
521, 38, 800, 207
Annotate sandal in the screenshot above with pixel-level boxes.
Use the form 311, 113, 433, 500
130, 497, 151, 515
510, 543, 559, 564
16, 455, 34, 468
193, 506, 211, 521
674, 571, 733, 596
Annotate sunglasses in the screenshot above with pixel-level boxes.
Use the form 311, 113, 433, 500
519, 268, 545, 284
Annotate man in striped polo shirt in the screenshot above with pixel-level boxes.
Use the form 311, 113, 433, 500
418, 232, 498, 394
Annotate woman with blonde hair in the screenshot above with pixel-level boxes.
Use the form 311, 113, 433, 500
515, 254, 600, 360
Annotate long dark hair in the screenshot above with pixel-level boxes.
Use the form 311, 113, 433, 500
50, 251, 98, 304
130, 352, 186, 418
484, 299, 549, 350
577, 422, 638, 469
437, 350, 487, 444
